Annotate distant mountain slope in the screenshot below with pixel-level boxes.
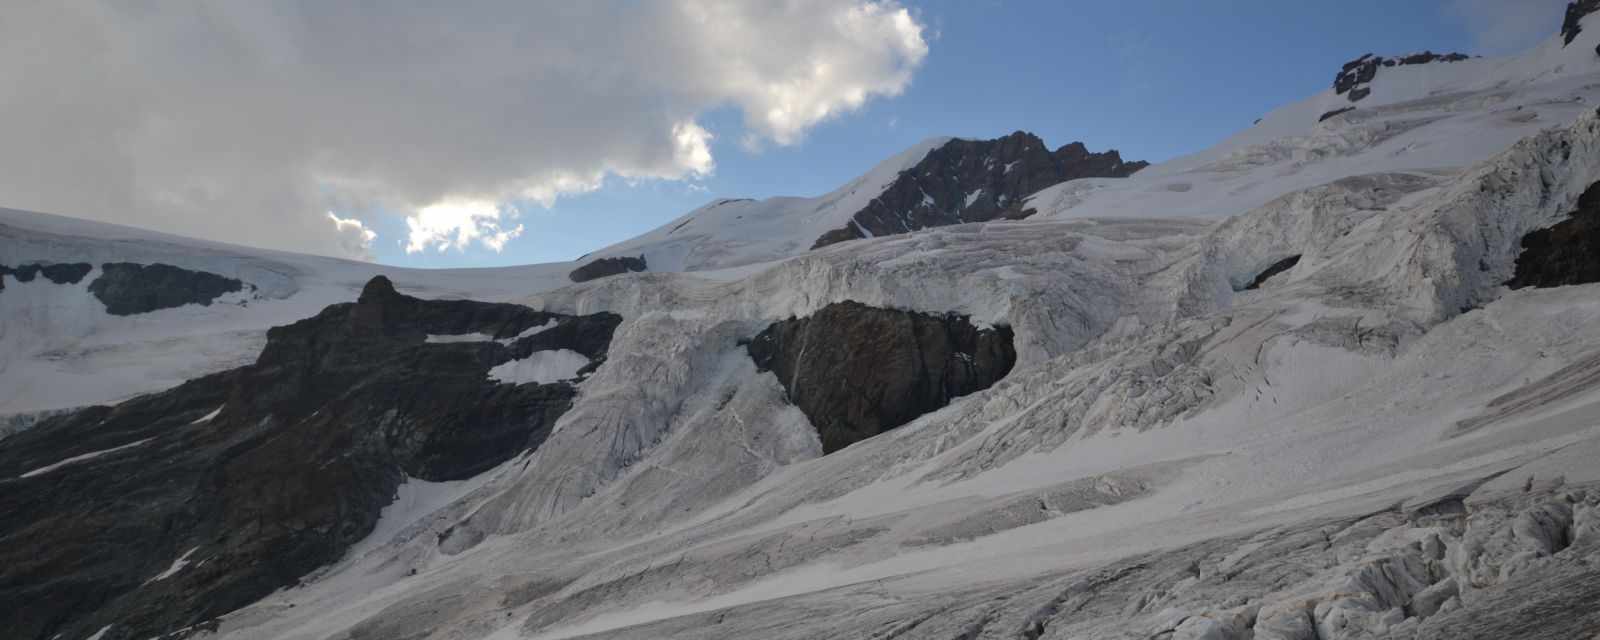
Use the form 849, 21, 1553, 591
0, 206, 576, 422
577, 133, 1143, 274
1027, 6, 1600, 223
582, 8, 1600, 278
809, 132, 1144, 248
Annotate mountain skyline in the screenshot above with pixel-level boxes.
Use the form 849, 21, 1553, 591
6, 3, 1600, 638
0, 1, 1571, 269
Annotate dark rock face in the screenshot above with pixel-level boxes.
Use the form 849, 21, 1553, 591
1318, 106, 1357, 123
747, 301, 1016, 453
0, 262, 246, 315
569, 255, 647, 283
0, 276, 621, 640
1334, 55, 1382, 96
1395, 51, 1471, 66
812, 133, 1147, 249
0, 262, 93, 291
87, 262, 246, 315
1507, 180, 1600, 289
1564, 0, 1600, 45
1334, 52, 1472, 104
1242, 255, 1302, 291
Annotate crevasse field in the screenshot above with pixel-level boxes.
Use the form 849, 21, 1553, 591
6, 10, 1600, 640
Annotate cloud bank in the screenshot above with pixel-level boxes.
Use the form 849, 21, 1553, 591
1447, 0, 1569, 54
0, 1, 928, 260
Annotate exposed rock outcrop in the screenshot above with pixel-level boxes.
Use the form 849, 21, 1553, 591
811, 132, 1147, 249
1507, 180, 1600, 289
0, 262, 93, 291
86, 262, 247, 315
1, 261, 249, 315
746, 301, 1016, 453
1334, 52, 1472, 104
1317, 106, 1356, 123
1563, 0, 1600, 45
0, 276, 621, 640
569, 255, 648, 283
1242, 255, 1301, 291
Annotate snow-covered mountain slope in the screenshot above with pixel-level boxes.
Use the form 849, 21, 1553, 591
1028, 14, 1600, 224
577, 133, 1142, 274
0, 206, 579, 427
9, 7, 1600, 640
180, 110, 1600, 640
575, 136, 954, 273
566, 8, 1600, 280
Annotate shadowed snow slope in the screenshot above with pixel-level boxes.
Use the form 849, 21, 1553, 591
8, 10, 1600, 640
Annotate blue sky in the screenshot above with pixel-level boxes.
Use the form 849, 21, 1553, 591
363, 1, 1556, 268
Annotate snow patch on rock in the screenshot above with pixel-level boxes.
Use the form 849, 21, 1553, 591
426, 332, 496, 344
429, 320, 559, 345
145, 547, 200, 584
190, 407, 223, 424
488, 349, 591, 385
18, 438, 152, 478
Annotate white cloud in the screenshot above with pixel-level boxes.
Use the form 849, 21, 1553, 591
327, 212, 378, 261
405, 200, 524, 254
695, 1, 929, 146
1446, 0, 1569, 54
673, 121, 716, 177
0, 1, 928, 260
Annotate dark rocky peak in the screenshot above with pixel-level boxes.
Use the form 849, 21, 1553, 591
360, 272, 398, 300
1333, 51, 1472, 103
569, 255, 647, 283
811, 133, 1147, 249
747, 301, 1016, 453
0, 279, 621, 640
1565, 0, 1600, 45
344, 275, 614, 351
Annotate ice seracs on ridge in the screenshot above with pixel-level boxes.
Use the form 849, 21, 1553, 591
7, 8, 1600, 639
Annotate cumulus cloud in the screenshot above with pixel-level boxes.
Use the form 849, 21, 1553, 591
404, 200, 523, 254
0, 1, 928, 260
1446, 0, 1569, 54
327, 212, 378, 260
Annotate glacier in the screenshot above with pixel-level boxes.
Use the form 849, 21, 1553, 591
5, 7, 1600, 640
